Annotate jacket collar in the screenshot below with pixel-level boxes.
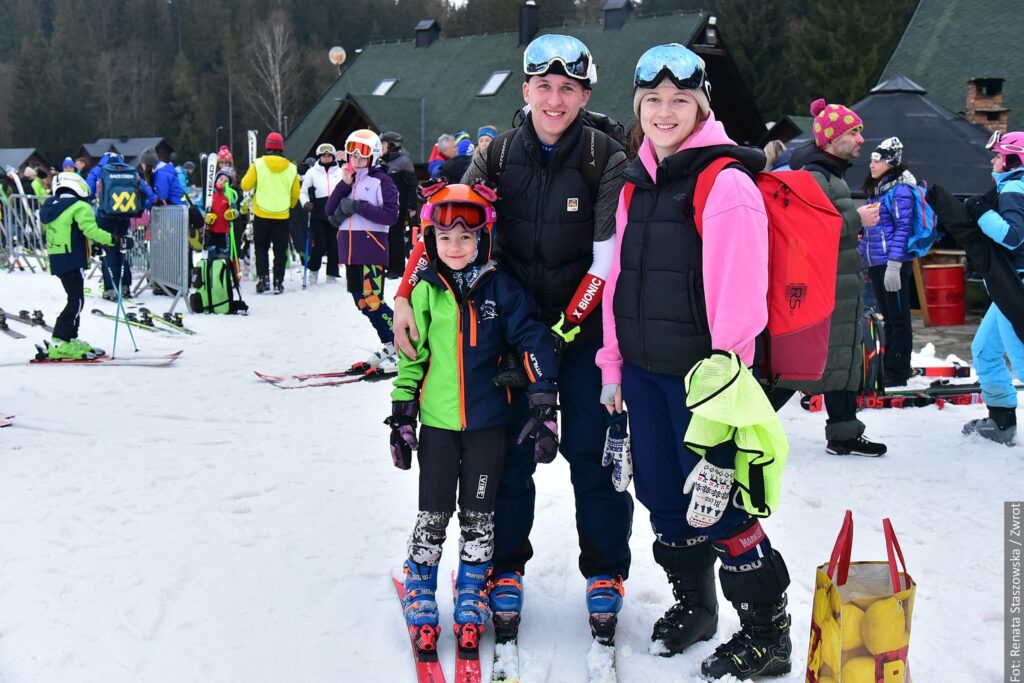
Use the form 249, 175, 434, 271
789, 143, 851, 178
518, 113, 584, 169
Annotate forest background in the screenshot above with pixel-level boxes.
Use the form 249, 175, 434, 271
0, 0, 918, 164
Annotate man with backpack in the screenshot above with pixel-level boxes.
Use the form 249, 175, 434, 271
392, 34, 634, 645
775, 98, 888, 457
86, 152, 155, 301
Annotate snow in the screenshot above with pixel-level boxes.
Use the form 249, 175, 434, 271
0, 266, 1015, 682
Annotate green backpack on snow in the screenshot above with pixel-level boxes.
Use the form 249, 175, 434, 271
189, 257, 248, 314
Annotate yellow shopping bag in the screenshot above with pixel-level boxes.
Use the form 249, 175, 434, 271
805, 510, 915, 683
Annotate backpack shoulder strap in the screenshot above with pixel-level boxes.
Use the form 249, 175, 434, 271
486, 129, 517, 183
692, 156, 745, 236
580, 126, 610, 200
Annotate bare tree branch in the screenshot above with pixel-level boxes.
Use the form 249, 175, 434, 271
241, 11, 298, 133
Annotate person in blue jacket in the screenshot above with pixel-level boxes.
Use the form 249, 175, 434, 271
86, 152, 156, 300
860, 136, 917, 386
140, 147, 185, 206
963, 130, 1024, 445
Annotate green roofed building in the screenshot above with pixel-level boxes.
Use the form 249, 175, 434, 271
881, 0, 1021, 131
286, 5, 765, 166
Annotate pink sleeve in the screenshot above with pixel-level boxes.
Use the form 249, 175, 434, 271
594, 189, 629, 385
701, 168, 768, 365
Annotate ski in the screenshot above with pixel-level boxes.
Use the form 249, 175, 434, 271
393, 577, 447, 683
91, 308, 166, 333
0, 414, 13, 428
450, 572, 483, 683
0, 309, 54, 332
254, 362, 377, 384
0, 313, 26, 339
138, 308, 196, 335
800, 391, 984, 411
254, 365, 395, 389
23, 350, 183, 367
490, 639, 520, 683
912, 364, 971, 378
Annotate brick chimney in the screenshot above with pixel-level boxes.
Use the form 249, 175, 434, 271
965, 78, 1009, 133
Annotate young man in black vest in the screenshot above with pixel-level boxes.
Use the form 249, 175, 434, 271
392, 35, 633, 645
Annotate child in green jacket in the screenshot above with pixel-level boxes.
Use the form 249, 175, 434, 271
387, 182, 558, 655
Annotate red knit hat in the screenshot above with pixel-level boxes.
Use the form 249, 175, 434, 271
265, 132, 285, 151
216, 145, 234, 163
810, 98, 862, 149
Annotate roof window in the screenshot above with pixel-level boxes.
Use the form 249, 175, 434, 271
373, 79, 398, 96
478, 70, 511, 97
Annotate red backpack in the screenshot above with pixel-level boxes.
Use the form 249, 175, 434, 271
623, 156, 842, 383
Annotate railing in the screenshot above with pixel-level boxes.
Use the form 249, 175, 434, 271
145, 205, 190, 313
1, 194, 48, 273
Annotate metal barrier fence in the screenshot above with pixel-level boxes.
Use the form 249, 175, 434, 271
146, 205, 190, 313
1, 194, 48, 273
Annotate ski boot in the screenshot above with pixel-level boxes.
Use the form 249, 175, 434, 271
273, 279, 284, 295
586, 575, 624, 646
47, 338, 91, 360
256, 276, 270, 294
454, 561, 492, 652
70, 338, 105, 358
700, 595, 792, 680
402, 560, 440, 655
488, 571, 523, 643
101, 289, 118, 302
963, 407, 1017, 446
367, 342, 396, 369
651, 559, 718, 656
308, 271, 319, 285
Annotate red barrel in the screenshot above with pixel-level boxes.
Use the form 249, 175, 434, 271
923, 264, 965, 326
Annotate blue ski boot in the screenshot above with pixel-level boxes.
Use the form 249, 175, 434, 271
488, 571, 524, 643
587, 575, 624, 645
453, 561, 492, 651
402, 560, 440, 654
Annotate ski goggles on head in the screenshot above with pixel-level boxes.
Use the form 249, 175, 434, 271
987, 130, 1024, 154
986, 130, 1002, 151
421, 201, 496, 233
523, 34, 596, 85
634, 43, 708, 94
345, 140, 373, 158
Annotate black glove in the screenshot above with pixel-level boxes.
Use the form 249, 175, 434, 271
965, 193, 996, 223
516, 392, 559, 464
492, 351, 530, 388
118, 235, 134, 252
384, 401, 418, 470
338, 197, 360, 217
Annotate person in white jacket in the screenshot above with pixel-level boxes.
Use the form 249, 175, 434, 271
300, 143, 345, 283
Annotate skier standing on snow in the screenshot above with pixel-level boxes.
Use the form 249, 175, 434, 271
325, 129, 400, 370
392, 34, 634, 645
961, 130, 1024, 445
596, 44, 793, 680
388, 182, 558, 655
299, 143, 344, 284
40, 172, 115, 359
240, 132, 300, 294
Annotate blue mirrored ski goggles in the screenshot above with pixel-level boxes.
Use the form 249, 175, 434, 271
634, 43, 708, 94
523, 34, 596, 85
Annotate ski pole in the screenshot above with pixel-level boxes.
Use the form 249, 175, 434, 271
303, 213, 311, 289
111, 236, 138, 357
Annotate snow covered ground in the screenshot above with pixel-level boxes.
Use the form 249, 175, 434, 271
0, 265, 1016, 682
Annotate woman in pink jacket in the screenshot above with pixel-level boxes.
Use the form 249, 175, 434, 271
595, 44, 792, 680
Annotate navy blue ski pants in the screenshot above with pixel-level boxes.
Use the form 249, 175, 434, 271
492, 340, 633, 579
622, 362, 775, 567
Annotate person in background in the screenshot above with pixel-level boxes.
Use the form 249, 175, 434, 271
380, 131, 419, 279
960, 130, 1024, 445
860, 136, 918, 387
476, 125, 498, 157
299, 142, 344, 284
62, 157, 76, 174
441, 136, 474, 184
142, 147, 185, 206
204, 169, 238, 260
429, 134, 456, 179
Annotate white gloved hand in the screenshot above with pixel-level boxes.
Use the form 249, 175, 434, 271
602, 409, 632, 493
683, 458, 735, 528
884, 260, 902, 293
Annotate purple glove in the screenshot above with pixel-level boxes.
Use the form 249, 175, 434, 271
517, 392, 559, 463
385, 401, 419, 470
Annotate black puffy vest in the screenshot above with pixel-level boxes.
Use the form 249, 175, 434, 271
613, 144, 764, 377
493, 116, 605, 344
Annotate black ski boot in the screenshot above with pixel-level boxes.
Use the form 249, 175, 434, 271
273, 279, 284, 295
700, 595, 792, 680
650, 540, 718, 656
256, 275, 270, 294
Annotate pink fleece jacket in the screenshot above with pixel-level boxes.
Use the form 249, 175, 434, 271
595, 113, 769, 385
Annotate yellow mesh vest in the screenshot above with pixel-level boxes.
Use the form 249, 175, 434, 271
253, 158, 297, 215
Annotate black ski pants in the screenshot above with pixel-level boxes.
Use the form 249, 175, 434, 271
417, 424, 506, 514
253, 216, 289, 284
869, 262, 914, 381
55, 269, 85, 341
387, 218, 407, 276
308, 218, 339, 276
